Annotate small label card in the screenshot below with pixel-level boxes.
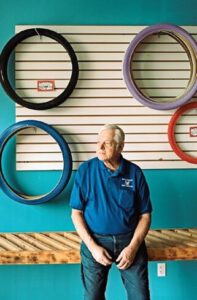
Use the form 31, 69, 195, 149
37, 80, 55, 91
190, 126, 197, 137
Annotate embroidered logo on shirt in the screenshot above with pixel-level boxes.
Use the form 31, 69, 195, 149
121, 178, 133, 188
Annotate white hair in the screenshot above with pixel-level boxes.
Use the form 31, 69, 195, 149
99, 124, 125, 143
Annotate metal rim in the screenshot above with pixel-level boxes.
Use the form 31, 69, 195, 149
168, 102, 197, 164
0, 28, 79, 110
123, 24, 197, 110
0, 120, 73, 204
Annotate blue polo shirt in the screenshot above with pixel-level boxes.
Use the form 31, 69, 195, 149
70, 156, 152, 235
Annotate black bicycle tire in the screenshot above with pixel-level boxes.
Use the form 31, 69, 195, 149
0, 28, 79, 110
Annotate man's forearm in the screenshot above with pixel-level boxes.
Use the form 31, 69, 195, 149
71, 209, 97, 251
128, 213, 151, 251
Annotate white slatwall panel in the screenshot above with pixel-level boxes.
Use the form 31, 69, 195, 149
15, 25, 197, 170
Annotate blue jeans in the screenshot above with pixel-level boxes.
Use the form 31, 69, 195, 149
80, 232, 150, 300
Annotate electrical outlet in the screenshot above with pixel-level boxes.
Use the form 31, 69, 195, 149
157, 263, 166, 277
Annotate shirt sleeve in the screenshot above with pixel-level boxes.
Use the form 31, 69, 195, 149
136, 169, 152, 214
69, 166, 85, 211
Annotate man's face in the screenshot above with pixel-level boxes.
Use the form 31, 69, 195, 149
96, 129, 123, 162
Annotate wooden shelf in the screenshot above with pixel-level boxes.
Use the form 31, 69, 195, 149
0, 229, 196, 265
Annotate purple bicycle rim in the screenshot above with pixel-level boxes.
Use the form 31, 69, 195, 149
123, 24, 197, 110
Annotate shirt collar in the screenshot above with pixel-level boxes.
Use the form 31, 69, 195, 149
98, 155, 126, 176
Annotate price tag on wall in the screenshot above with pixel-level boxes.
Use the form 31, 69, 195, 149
190, 127, 197, 137
37, 80, 55, 91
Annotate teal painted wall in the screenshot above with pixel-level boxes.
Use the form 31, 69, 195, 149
0, 0, 196, 299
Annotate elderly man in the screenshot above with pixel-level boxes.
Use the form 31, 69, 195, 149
70, 124, 152, 300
